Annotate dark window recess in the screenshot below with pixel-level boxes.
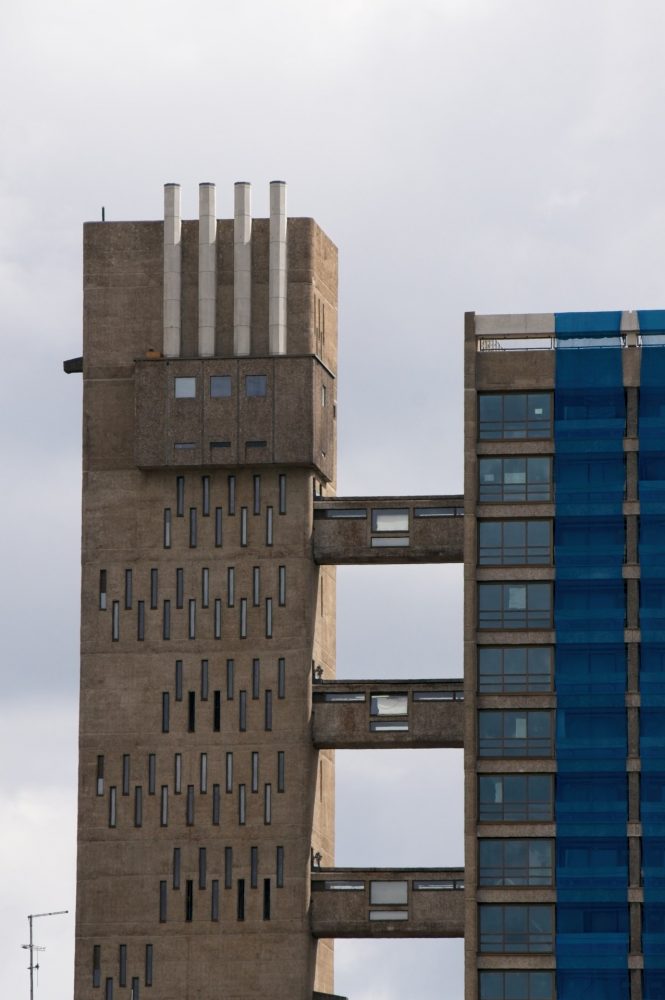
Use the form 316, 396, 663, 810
99, 569, 107, 610
313, 507, 367, 520
414, 506, 463, 517
188, 599, 196, 640
246, 374, 267, 396
226, 752, 233, 793
264, 783, 272, 824
227, 567, 235, 607
201, 659, 209, 700
185, 880, 193, 922
210, 374, 231, 398
265, 690, 273, 731
239, 784, 246, 825
173, 847, 181, 889
214, 598, 222, 639
479, 839, 554, 887
150, 568, 158, 609
176, 568, 184, 608
277, 751, 285, 792
251, 752, 259, 793
111, 601, 119, 641
124, 569, 132, 610
162, 693, 170, 733
478, 774, 554, 823
189, 508, 197, 547
175, 660, 183, 701
239, 691, 247, 732
478, 582, 552, 630
212, 784, 221, 824
159, 880, 167, 922
251, 846, 258, 888
479, 971, 554, 1000
253, 567, 260, 607
200, 752, 208, 793
96, 755, 104, 796
240, 598, 247, 638
164, 508, 172, 548
266, 506, 274, 545
237, 879, 245, 921
478, 903, 554, 954
210, 440, 231, 449
137, 600, 145, 641
278, 658, 286, 698
131, 979, 140, 1000
213, 691, 221, 732
225, 847, 233, 889
240, 507, 248, 546
266, 598, 273, 638
163, 600, 171, 640
478, 520, 551, 566
478, 710, 553, 757
263, 879, 271, 920
478, 456, 552, 503
278, 565, 286, 606
211, 880, 220, 921
478, 646, 553, 693
227, 660, 234, 700
276, 846, 284, 888
478, 392, 552, 440
215, 507, 223, 547
93, 945, 101, 987
202, 476, 210, 516
253, 475, 261, 514
105, 978, 113, 1000
148, 754, 156, 795
145, 944, 153, 986
246, 440, 267, 448
134, 786, 143, 826
228, 476, 236, 515
186, 785, 195, 825
160, 786, 168, 826
174, 753, 182, 794
252, 659, 260, 699
278, 474, 287, 514
122, 755, 130, 795
176, 475, 185, 516
119, 944, 127, 987
202, 567, 209, 608
199, 847, 207, 889
188, 692, 196, 732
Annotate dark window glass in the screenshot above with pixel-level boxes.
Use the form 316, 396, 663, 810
225, 847, 233, 889
185, 880, 193, 921
263, 879, 271, 920
479, 457, 552, 503
93, 945, 101, 987
150, 568, 158, 609
253, 474, 261, 515
176, 568, 184, 609
199, 847, 207, 889
122, 754, 130, 795
200, 659, 208, 700
188, 692, 195, 732
479, 839, 554, 886
96, 755, 104, 796
277, 751, 285, 792
99, 570, 107, 610
215, 507, 223, 547
228, 476, 236, 515
251, 846, 258, 888
159, 880, 167, 922
148, 754, 156, 795
478, 647, 553, 693
211, 880, 220, 921
265, 690, 273, 731
237, 879, 245, 920
278, 657, 286, 698
478, 520, 551, 565
479, 970, 555, 1000
276, 846, 284, 888
164, 508, 172, 548
162, 693, 170, 733
479, 904, 554, 953
173, 847, 181, 889
186, 785, 194, 826
176, 476, 185, 516
189, 508, 197, 547
246, 375, 267, 397
119, 944, 127, 987
478, 774, 554, 823
252, 659, 260, 699
212, 784, 220, 824
227, 660, 234, 700
478, 583, 552, 629
213, 691, 221, 732
478, 710, 553, 757
145, 945, 153, 986
162, 600, 170, 640
279, 474, 287, 514
124, 569, 132, 610
137, 600, 145, 641
202, 476, 210, 516
479, 393, 552, 440
239, 691, 247, 732
211, 375, 232, 398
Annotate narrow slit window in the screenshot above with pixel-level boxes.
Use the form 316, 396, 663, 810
251, 752, 259, 793
132, 785, 141, 828
214, 598, 222, 639
266, 506, 274, 546
162, 692, 170, 733
187, 691, 195, 732
188, 599, 196, 639
226, 660, 234, 700
265, 690, 273, 731
227, 567, 235, 607
189, 508, 197, 548
213, 691, 221, 732
150, 568, 158, 609
277, 751, 285, 792
226, 752, 233, 793
240, 507, 248, 546
109, 786, 117, 828
278, 565, 286, 606
239, 784, 246, 825
163, 600, 171, 640
164, 508, 172, 548
202, 567, 209, 608
251, 846, 258, 888
253, 567, 260, 606
105, 978, 113, 1000
175, 660, 183, 701
185, 880, 193, 921
239, 690, 247, 731
228, 476, 236, 515
174, 753, 182, 794
266, 598, 273, 639
111, 601, 119, 642
122, 754, 130, 795
263, 878, 271, 920
131, 979, 139, 1000
278, 658, 286, 699
225, 846, 233, 889
211, 879, 220, 921
176, 475, 185, 516
252, 659, 260, 699
96, 755, 104, 796
148, 754, 156, 795
99, 569, 107, 610
200, 752, 208, 793
124, 569, 132, 610
212, 783, 220, 824
137, 600, 145, 641
215, 507, 223, 547
253, 474, 261, 515
176, 568, 184, 609
145, 945, 153, 987
276, 846, 284, 888
237, 879, 245, 921
93, 945, 101, 987
202, 476, 210, 516
199, 847, 207, 889
186, 785, 194, 825
264, 783, 272, 824
160, 786, 168, 826
173, 847, 181, 889
119, 945, 127, 987
200, 659, 209, 700
240, 598, 247, 639
279, 474, 287, 514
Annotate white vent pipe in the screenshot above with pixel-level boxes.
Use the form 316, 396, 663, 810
198, 183, 216, 357
269, 181, 287, 354
234, 182, 252, 356
163, 184, 182, 357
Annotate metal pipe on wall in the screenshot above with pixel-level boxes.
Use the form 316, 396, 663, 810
198, 182, 217, 357
269, 180, 287, 355
234, 182, 252, 356
163, 183, 182, 357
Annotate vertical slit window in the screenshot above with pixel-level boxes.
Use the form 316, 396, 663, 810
264, 783, 272, 824
124, 570, 132, 610
200, 659, 208, 700
228, 475, 236, 515
185, 880, 193, 921
225, 846, 233, 889
131, 978, 139, 999
276, 846, 284, 888
237, 879, 245, 921
240, 507, 248, 546
226, 660, 234, 700
212, 784, 220, 824
160, 786, 168, 826
99, 569, 107, 610
239, 784, 246, 825
202, 476, 210, 516
200, 753, 208, 793
186, 785, 194, 825
176, 475, 185, 516
266, 506, 273, 546
201, 568, 209, 608
164, 508, 172, 548
239, 690, 247, 731
119, 944, 127, 987
188, 692, 195, 732
174, 753, 182, 794
105, 978, 113, 1000
159, 880, 167, 922
145, 945, 153, 987
163, 600, 171, 640
122, 754, 130, 795
173, 847, 181, 889
175, 660, 183, 701
148, 754, 156, 795
279, 474, 287, 514
134, 786, 143, 826
199, 847, 207, 889
137, 600, 145, 641
112, 601, 119, 641
226, 752, 233, 793
251, 846, 258, 888
189, 508, 197, 547
240, 598, 247, 638
214, 598, 222, 639
176, 568, 184, 609
215, 507, 223, 546
162, 692, 170, 733
277, 751, 285, 792
188, 599, 196, 639
278, 658, 286, 699
150, 568, 158, 609
109, 786, 117, 828
263, 878, 271, 920
253, 567, 260, 606
251, 752, 259, 793
266, 598, 273, 638
93, 945, 101, 987
252, 659, 260, 699
211, 880, 219, 921
96, 755, 104, 796
278, 565, 286, 606
213, 691, 221, 732
265, 690, 273, 731
253, 474, 261, 514
227, 567, 235, 607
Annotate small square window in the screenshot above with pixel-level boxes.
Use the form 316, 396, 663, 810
372, 509, 409, 532
246, 375, 267, 397
175, 377, 196, 398
210, 376, 232, 398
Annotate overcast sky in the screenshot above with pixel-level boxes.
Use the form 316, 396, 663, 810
3, 1, 665, 997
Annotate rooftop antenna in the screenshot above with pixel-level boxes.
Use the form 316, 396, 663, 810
22, 910, 68, 1000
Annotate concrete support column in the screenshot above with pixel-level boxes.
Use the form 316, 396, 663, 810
198, 182, 216, 358
163, 183, 182, 358
233, 182, 252, 356
269, 180, 287, 355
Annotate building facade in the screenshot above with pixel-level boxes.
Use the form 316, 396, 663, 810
72, 183, 661, 999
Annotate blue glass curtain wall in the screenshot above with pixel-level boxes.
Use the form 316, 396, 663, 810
554, 313, 629, 999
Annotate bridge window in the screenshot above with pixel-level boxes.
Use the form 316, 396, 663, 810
372, 509, 409, 532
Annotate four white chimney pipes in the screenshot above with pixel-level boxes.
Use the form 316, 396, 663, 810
162, 181, 288, 359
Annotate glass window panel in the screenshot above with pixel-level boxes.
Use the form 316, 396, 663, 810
370, 694, 408, 716
246, 375, 267, 396
369, 880, 408, 904
174, 376, 196, 398
372, 509, 409, 532
210, 375, 231, 398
